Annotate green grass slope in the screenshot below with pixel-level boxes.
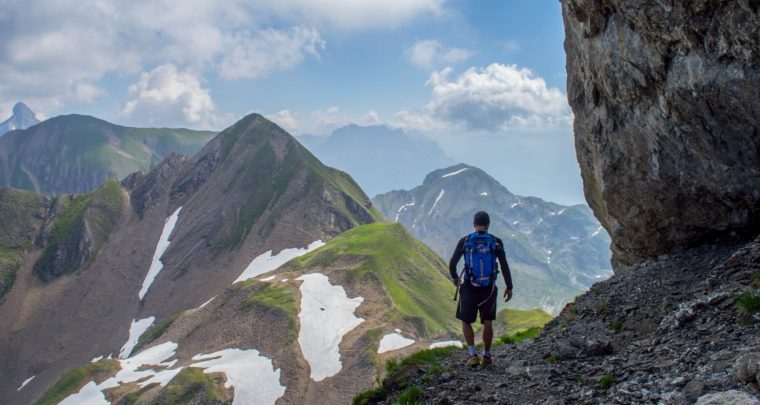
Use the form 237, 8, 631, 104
290, 223, 458, 336
497, 307, 553, 335
0, 187, 49, 300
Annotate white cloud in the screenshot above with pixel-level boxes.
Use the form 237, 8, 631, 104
265, 110, 301, 133
251, 0, 446, 30
121, 64, 232, 130
406, 40, 473, 69
0, 0, 328, 119
422, 64, 571, 132
219, 27, 324, 80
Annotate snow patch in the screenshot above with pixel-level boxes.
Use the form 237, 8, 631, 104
592, 226, 603, 237
429, 341, 463, 349
103, 342, 180, 390
119, 317, 155, 359
394, 199, 416, 223
261, 276, 276, 281
235, 240, 325, 283
91, 356, 103, 362
17, 375, 35, 391
199, 296, 216, 309
62, 342, 180, 404
193, 348, 286, 405
377, 333, 415, 354
59, 381, 109, 405
557, 208, 566, 215
428, 189, 445, 215
570, 236, 580, 240
296, 273, 364, 381
442, 167, 468, 178
139, 207, 182, 300
512, 221, 519, 225
281, 278, 289, 282
480, 192, 488, 196
510, 202, 519, 208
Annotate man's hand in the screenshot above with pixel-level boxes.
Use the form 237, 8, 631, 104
452, 277, 461, 287
504, 289, 513, 302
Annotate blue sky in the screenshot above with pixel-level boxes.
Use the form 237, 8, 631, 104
0, 0, 583, 204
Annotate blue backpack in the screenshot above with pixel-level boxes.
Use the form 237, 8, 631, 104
463, 232, 499, 287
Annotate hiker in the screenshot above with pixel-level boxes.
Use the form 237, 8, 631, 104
449, 210, 513, 366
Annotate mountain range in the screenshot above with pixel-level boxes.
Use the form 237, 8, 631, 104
0, 114, 215, 195
0, 102, 39, 137
372, 163, 613, 314
297, 124, 456, 197
0, 114, 466, 405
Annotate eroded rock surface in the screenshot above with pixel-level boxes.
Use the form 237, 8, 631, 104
562, 0, 760, 266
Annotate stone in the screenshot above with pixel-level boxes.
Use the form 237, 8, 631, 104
733, 353, 760, 387
695, 390, 760, 405
560, 0, 760, 267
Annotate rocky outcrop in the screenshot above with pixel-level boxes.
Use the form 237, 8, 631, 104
561, 0, 760, 267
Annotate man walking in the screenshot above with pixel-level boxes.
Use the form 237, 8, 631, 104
449, 211, 513, 366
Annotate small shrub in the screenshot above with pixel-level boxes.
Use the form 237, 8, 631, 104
397, 386, 422, 405
352, 385, 387, 405
386, 358, 400, 373
735, 292, 760, 322
611, 320, 623, 333
546, 354, 558, 364
599, 375, 616, 390
596, 300, 609, 312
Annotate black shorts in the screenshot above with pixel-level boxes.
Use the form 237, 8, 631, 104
456, 282, 498, 324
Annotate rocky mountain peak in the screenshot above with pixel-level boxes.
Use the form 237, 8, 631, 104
0, 101, 40, 136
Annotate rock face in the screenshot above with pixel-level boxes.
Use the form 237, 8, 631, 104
561, 0, 760, 267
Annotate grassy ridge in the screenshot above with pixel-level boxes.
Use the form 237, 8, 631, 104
0, 115, 216, 195
33, 180, 125, 282
0, 188, 48, 299
292, 223, 458, 336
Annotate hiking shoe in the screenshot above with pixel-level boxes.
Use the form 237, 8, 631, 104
481, 355, 493, 366
467, 355, 480, 367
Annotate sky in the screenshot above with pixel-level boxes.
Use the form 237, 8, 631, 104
0, 0, 584, 205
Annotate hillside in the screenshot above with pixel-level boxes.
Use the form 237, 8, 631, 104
0, 113, 384, 404
31, 223, 461, 404
0, 114, 215, 195
372, 163, 612, 314
297, 124, 456, 197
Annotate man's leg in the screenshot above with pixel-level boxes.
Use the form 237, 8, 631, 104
462, 321, 477, 356
482, 320, 493, 352
462, 321, 475, 346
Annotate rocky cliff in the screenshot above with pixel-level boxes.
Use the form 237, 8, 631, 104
562, 0, 760, 267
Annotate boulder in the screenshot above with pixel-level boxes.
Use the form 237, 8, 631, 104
561, 0, 760, 267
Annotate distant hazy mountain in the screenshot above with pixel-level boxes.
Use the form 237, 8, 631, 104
297, 124, 456, 197
372, 163, 613, 314
0, 102, 40, 136
0, 114, 215, 195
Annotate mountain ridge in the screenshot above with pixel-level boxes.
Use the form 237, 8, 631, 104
0, 114, 216, 195
373, 163, 612, 314
0, 113, 388, 404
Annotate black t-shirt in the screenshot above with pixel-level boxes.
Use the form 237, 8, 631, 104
448, 232, 513, 291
